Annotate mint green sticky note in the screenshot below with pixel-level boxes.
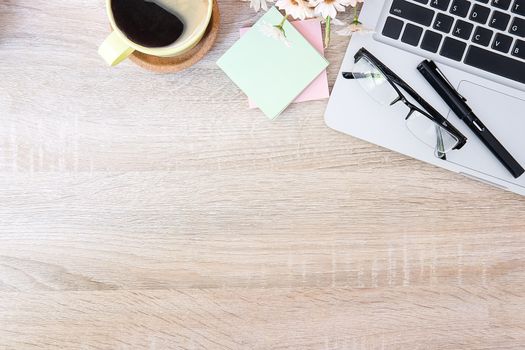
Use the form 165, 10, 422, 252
217, 7, 329, 120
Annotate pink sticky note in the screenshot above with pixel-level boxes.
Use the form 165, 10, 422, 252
240, 18, 330, 109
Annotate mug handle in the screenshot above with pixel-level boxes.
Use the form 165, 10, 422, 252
98, 31, 135, 66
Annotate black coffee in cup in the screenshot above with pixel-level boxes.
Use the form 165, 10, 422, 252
111, 0, 184, 48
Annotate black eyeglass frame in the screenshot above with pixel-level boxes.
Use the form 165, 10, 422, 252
342, 47, 467, 151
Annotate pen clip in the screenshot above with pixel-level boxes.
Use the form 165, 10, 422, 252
432, 62, 467, 102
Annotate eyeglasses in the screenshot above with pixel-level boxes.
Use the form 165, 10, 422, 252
343, 47, 467, 159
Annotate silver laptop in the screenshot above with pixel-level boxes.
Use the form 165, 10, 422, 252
325, 0, 525, 195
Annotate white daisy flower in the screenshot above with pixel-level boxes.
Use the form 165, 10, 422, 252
242, 0, 274, 12
310, 0, 352, 19
275, 0, 314, 20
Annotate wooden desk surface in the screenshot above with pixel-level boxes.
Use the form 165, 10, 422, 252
1, 1, 525, 349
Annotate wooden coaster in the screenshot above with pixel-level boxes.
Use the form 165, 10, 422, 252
128, 0, 220, 73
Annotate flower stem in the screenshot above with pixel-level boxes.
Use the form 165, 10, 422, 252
278, 14, 289, 28
324, 16, 331, 49
352, 4, 361, 25
274, 14, 289, 37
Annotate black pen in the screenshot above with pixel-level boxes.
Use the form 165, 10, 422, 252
417, 60, 524, 179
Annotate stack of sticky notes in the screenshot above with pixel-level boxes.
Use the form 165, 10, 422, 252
217, 7, 329, 120
240, 18, 330, 109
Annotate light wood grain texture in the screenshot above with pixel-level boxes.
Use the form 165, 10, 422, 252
1, 1, 525, 349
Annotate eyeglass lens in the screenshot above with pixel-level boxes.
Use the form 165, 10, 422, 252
405, 109, 459, 154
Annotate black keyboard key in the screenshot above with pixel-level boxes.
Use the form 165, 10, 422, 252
489, 11, 511, 31
433, 13, 455, 33
469, 4, 491, 24
509, 17, 525, 37
491, 0, 512, 10
512, 0, 525, 15
512, 39, 525, 59
430, 0, 452, 10
492, 32, 513, 52
390, 0, 435, 27
472, 26, 494, 45
476, 0, 489, 3
382, 16, 404, 39
453, 19, 474, 39
421, 30, 443, 52
450, 0, 472, 16
440, 37, 467, 60
413, 0, 429, 3
465, 45, 525, 83
401, 23, 424, 45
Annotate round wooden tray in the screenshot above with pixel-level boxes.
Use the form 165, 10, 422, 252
128, 0, 220, 73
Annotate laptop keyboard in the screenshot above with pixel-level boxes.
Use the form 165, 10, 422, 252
381, 0, 525, 85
